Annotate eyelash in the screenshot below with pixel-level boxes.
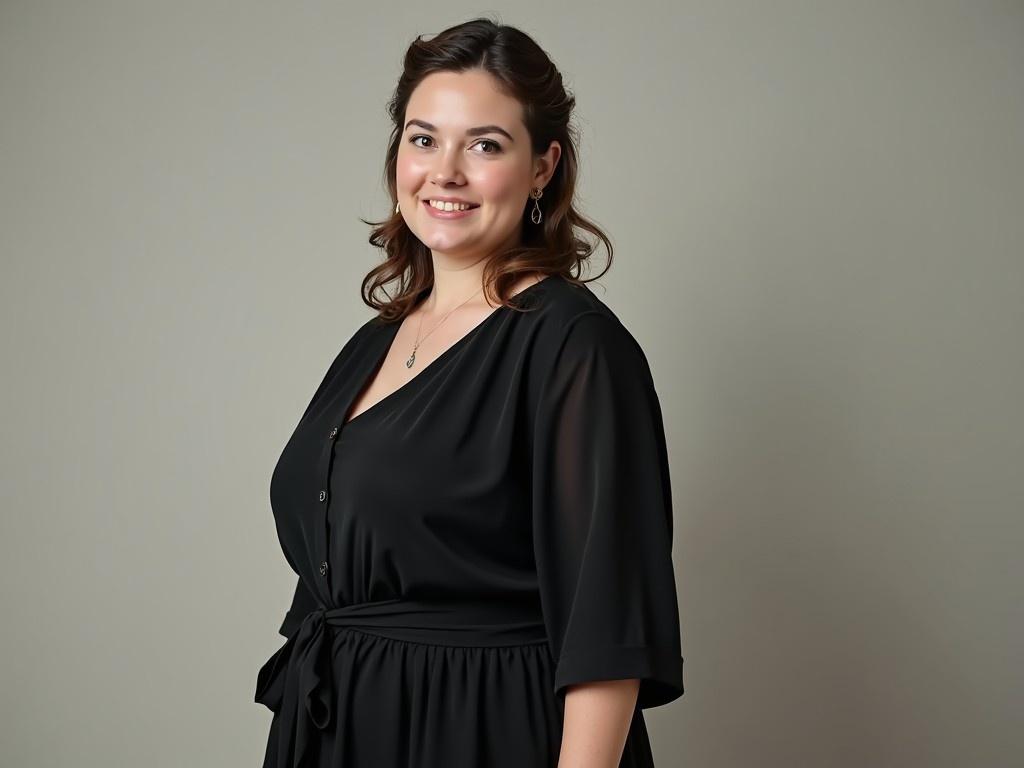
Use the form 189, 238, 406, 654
408, 135, 502, 154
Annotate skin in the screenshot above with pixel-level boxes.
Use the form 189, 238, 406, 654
559, 679, 641, 768
353, 68, 643, 764
350, 67, 556, 421
396, 67, 557, 312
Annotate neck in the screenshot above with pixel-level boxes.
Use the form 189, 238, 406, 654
425, 263, 492, 313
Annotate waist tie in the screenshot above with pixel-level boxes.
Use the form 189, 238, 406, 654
254, 597, 548, 768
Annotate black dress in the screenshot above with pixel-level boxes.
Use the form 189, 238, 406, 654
255, 273, 685, 767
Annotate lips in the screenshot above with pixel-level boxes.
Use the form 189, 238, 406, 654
424, 199, 480, 209
421, 199, 480, 219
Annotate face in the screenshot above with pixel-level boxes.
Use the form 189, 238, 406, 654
396, 69, 560, 265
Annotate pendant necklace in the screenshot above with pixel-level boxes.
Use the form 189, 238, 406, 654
406, 285, 485, 369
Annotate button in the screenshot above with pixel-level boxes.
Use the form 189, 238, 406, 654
319, 490, 327, 502
329, 426, 338, 439
319, 561, 329, 576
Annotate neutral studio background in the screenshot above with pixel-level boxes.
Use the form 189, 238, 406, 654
1, 2, 1021, 766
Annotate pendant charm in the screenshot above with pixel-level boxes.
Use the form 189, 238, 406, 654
406, 350, 416, 368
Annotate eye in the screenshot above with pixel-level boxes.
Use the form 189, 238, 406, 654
473, 139, 502, 154
407, 135, 502, 154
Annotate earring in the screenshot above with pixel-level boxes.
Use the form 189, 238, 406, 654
530, 187, 543, 224
395, 200, 401, 214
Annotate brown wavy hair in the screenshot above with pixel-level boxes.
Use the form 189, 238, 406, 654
358, 16, 614, 322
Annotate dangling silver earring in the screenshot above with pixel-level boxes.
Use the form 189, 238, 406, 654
395, 200, 401, 214
530, 187, 543, 224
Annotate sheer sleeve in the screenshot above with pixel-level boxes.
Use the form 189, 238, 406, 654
531, 311, 684, 709
278, 575, 319, 638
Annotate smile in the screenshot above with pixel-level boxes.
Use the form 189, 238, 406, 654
422, 199, 480, 219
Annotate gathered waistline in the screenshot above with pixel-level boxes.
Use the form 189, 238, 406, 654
255, 596, 551, 768
307, 595, 549, 646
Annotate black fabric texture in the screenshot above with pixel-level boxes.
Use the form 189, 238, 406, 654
255, 274, 684, 767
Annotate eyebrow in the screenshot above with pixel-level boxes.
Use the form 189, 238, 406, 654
404, 119, 515, 143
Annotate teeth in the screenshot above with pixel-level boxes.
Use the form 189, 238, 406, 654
429, 199, 475, 211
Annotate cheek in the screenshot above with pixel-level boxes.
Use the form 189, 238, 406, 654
395, 148, 433, 190
474, 173, 525, 207
395, 154, 416, 191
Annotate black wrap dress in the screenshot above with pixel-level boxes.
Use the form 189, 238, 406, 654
254, 273, 685, 767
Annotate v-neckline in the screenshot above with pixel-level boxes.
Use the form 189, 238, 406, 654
340, 277, 550, 429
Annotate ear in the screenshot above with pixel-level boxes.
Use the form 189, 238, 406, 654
533, 140, 562, 188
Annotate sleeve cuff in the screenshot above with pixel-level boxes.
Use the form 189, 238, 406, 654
553, 644, 685, 709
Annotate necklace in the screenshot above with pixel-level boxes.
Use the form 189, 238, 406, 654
406, 285, 485, 368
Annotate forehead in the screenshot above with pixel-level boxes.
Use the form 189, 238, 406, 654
406, 70, 523, 130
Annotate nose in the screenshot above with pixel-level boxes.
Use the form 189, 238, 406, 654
431, 147, 465, 186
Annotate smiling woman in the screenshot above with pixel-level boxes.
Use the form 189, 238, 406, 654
389, 66, 563, 300
353, 22, 619, 321
255, 15, 684, 768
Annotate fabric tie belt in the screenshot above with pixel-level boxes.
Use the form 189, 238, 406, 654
254, 597, 549, 768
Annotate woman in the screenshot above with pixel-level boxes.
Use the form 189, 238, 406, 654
255, 17, 685, 768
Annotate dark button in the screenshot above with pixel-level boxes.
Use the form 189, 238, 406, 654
319, 561, 329, 576
319, 490, 327, 502
328, 426, 338, 439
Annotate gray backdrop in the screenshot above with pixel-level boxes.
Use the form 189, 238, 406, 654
1, 2, 1021, 766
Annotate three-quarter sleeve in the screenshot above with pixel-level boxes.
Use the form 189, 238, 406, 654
278, 575, 319, 638
531, 310, 684, 709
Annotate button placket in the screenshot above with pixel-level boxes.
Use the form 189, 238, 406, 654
315, 424, 341, 582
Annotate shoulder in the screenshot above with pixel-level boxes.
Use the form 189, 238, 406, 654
524, 275, 651, 367
518, 273, 616, 325
315, 313, 382, 380
518, 275, 657, 397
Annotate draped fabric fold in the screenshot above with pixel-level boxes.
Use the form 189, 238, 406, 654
255, 609, 336, 768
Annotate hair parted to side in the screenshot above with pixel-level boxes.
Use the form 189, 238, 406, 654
358, 16, 614, 321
